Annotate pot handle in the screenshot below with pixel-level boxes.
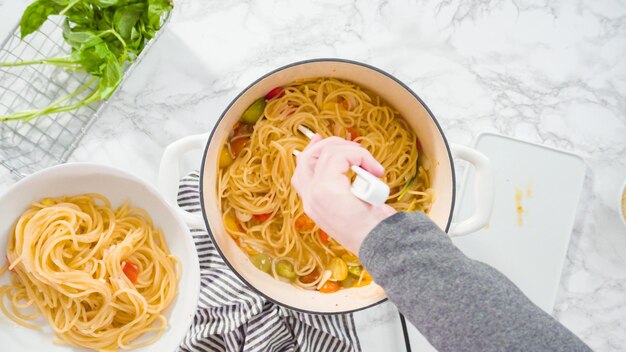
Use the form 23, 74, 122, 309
158, 133, 209, 228
448, 144, 494, 237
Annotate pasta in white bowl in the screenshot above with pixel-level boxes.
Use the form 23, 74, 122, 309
0, 163, 199, 352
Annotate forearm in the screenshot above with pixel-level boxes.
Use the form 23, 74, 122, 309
359, 212, 590, 352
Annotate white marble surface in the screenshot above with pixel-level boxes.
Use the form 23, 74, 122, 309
1, 0, 625, 351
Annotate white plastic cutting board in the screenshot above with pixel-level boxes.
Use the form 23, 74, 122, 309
451, 133, 586, 313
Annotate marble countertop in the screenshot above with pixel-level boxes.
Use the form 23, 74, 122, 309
1, 0, 625, 351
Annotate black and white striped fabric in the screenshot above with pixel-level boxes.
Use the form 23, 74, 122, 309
176, 171, 361, 352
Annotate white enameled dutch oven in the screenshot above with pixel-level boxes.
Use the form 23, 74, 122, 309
0, 163, 200, 351
159, 59, 494, 314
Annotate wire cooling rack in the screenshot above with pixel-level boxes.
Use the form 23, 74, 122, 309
0, 14, 169, 178
0, 17, 101, 177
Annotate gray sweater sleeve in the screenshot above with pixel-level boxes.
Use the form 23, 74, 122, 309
359, 212, 591, 352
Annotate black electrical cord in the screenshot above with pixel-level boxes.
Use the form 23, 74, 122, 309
399, 312, 412, 352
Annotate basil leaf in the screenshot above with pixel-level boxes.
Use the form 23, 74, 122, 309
19, 0, 62, 38
98, 53, 122, 99
78, 42, 110, 75
125, 25, 144, 55
63, 29, 103, 50
64, 3, 94, 26
113, 3, 144, 40
146, 0, 171, 29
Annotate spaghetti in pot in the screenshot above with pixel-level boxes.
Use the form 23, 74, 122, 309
218, 78, 433, 292
0, 194, 179, 351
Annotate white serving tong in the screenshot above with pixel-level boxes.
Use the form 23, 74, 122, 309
292, 125, 390, 206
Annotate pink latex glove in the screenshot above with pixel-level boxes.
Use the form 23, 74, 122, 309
291, 136, 397, 254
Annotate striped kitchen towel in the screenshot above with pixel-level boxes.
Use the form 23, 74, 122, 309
176, 171, 361, 352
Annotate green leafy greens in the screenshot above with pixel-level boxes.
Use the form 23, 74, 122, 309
1, 0, 172, 121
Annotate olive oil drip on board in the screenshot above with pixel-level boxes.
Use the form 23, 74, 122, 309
515, 182, 533, 226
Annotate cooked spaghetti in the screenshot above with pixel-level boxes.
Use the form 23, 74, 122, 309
0, 194, 179, 351
218, 78, 433, 293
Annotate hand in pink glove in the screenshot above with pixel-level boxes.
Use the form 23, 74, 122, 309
291, 136, 397, 254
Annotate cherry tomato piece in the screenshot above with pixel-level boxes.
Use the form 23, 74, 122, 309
295, 214, 315, 231
339, 97, 350, 110
230, 137, 249, 157
122, 261, 139, 284
346, 127, 359, 141
300, 269, 320, 284
319, 230, 330, 244
355, 270, 373, 287
319, 281, 340, 293
265, 87, 285, 100
252, 213, 273, 221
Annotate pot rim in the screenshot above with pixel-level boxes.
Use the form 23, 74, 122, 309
199, 58, 456, 315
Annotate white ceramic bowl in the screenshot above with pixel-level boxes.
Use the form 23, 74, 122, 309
159, 59, 495, 314
0, 163, 199, 351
